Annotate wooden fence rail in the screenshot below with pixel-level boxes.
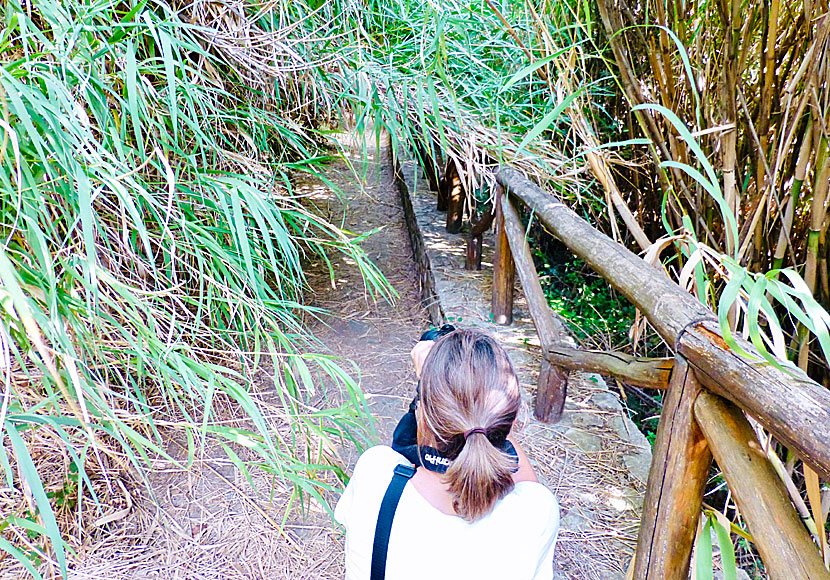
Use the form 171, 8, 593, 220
409, 146, 830, 580
496, 167, 830, 482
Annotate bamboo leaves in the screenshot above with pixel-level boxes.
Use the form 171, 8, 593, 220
5, 425, 67, 578
0, 0, 394, 574
633, 103, 739, 257
517, 84, 590, 156
711, 254, 829, 370
694, 513, 738, 580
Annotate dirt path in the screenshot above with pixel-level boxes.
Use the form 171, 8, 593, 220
66, 132, 642, 580
301, 134, 428, 446
63, 133, 426, 580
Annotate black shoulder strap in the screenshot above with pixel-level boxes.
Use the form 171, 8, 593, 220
370, 463, 416, 580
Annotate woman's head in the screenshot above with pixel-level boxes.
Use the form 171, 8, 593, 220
417, 329, 521, 521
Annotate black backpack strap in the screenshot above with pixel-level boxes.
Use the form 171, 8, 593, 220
370, 463, 416, 580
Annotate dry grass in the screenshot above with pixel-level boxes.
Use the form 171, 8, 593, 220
518, 377, 645, 579
0, 130, 413, 580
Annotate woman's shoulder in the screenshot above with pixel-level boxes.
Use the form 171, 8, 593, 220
502, 482, 560, 529
351, 445, 410, 482
335, 446, 410, 528
512, 481, 559, 510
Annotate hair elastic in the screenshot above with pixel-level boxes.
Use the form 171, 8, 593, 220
463, 427, 488, 440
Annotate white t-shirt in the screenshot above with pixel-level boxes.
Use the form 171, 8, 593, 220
335, 445, 560, 580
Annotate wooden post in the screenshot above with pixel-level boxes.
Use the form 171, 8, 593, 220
633, 358, 711, 580
492, 185, 515, 325
466, 232, 483, 270
466, 209, 494, 271
437, 183, 448, 212
694, 391, 830, 580
443, 158, 464, 233
500, 196, 569, 422
438, 157, 456, 212
415, 140, 440, 192
535, 359, 569, 423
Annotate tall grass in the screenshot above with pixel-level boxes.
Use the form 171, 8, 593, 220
0, 0, 391, 574
330, 0, 590, 198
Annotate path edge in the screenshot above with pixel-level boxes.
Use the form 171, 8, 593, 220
388, 138, 444, 327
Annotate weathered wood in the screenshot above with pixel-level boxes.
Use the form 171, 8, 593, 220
500, 196, 569, 421
446, 193, 463, 233
633, 359, 712, 580
470, 208, 495, 238
466, 231, 483, 271
415, 139, 440, 192
442, 158, 463, 232
678, 319, 830, 481
534, 359, 569, 423
437, 157, 452, 211
498, 167, 830, 480
545, 346, 673, 390
389, 135, 443, 325
492, 185, 515, 325
501, 197, 568, 343
694, 391, 830, 580
466, 208, 494, 271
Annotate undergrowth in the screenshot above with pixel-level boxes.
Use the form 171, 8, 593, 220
0, 0, 391, 575
536, 254, 636, 348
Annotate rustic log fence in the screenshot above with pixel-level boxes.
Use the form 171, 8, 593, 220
411, 148, 830, 580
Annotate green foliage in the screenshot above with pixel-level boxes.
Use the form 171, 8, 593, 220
535, 255, 635, 347
637, 103, 738, 254
0, 0, 392, 572
648, 111, 830, 373
333, 0, 594, 200
696, 512, 739, 580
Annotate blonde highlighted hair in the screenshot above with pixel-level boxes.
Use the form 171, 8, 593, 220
417, 329, 521, 521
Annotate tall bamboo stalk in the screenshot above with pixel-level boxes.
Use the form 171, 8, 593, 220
798, 134, 829, 369
721, 0, 742, 255
773, 117, 813, 271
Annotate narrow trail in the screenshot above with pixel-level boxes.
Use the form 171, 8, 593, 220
300, 132, 649, 580
67, 132, 646, 580
301, 134, 428, 447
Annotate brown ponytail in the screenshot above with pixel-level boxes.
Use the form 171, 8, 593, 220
417, 330, 521, 521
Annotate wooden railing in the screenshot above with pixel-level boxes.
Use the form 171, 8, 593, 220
412, 151, 830, 580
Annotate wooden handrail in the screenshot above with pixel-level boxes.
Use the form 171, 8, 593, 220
545, 346, 673, 390
496, 167, 830, 480
497, 167, 711, 338
500, 194, 569, 421
407, 141, 830, 580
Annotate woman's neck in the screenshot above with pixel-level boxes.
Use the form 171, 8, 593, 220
410, 467, 457, 516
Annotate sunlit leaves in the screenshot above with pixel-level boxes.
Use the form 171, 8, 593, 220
0, 0, 390, 574
633, 103, 739, 257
